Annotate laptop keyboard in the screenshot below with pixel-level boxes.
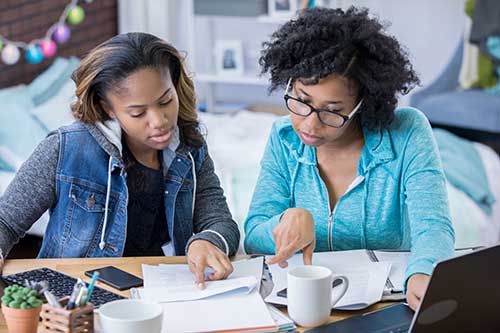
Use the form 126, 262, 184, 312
3, 267, 125, 308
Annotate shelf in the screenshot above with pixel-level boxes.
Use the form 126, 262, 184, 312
256, 15, 293, 23
194, 14, 292, 24
195, 73, 269, 86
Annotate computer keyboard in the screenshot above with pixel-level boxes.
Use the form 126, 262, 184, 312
3, 267, 125, 308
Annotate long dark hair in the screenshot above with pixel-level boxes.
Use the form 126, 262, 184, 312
71, 32, 203, 147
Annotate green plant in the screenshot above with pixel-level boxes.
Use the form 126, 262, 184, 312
1, 284, 43, 309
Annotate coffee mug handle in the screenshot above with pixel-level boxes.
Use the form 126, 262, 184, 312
331, 276, 349, 308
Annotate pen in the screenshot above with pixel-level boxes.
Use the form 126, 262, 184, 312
66, 279, 85, 310
84, 271, 99, 305
44, 290, 62, 308
75, 286, 87, 307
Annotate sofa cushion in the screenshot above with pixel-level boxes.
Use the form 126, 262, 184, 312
415, 89, 500, 133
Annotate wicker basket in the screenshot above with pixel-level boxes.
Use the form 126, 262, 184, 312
40, 296, 94, 333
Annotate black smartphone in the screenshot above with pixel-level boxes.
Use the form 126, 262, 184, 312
84, 266, 143, 291
277, 277, 344, 298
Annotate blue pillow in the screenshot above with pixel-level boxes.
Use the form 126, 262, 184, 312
30, 79, 76, 131
26, 57, 80, 106
0, 157, 14, 172
0, 89, 48, 161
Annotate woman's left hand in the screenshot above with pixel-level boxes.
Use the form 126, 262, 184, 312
187, 240, 234, 290
406, 273, 430, 310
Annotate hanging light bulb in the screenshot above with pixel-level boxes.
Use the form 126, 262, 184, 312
26, 44, 44, 64
67, 5, 85, 25
40, 39, 57, 58
1, 44, 20, 65
53, 24, 71, 44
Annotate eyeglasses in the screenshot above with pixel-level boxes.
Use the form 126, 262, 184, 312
284, 78, 363, 128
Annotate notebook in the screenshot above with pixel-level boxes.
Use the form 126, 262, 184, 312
265, 251, 392, 310
264, 248, 474, 307
368, 248, 474, 297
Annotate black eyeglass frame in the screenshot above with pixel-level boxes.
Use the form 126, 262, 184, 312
283, 78, 363, 128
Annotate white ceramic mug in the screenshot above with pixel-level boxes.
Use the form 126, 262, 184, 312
99, 299, 163, 333
287, 265, 349, 327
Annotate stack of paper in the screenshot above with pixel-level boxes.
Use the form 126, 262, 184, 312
267, 304, 295, 332
132, 257, 296, 333
264, 252, 392, 310
371, 248, 475, 294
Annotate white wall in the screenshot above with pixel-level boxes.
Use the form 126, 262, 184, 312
118, 0, 176, 42
129, 0, 468, 107
340, 0, 466, 105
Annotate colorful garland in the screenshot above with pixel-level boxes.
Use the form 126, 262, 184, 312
0, 0, 92, 65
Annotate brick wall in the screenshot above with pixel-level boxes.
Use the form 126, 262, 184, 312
0, 0, 117, 89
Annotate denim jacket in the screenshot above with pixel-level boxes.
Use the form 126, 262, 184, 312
0, 121, 239, 258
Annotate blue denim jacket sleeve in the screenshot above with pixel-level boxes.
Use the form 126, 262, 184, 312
402, 113, 455, 290
244, 122, 291, 255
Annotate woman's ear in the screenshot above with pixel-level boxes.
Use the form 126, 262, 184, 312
100, 101, 115, 119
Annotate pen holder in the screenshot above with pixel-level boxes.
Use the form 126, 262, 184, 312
40, 296, 94, 333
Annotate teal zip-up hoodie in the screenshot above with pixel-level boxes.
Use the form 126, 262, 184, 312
244, 107, 455, 285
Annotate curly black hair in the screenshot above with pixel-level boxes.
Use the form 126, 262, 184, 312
259, 6, 420, 130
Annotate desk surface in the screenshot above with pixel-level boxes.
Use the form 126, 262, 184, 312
0, 257, 391, 332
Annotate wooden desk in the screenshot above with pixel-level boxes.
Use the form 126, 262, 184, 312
0, 257, 392, 332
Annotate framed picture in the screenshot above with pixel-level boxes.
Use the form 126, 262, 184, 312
215, 40, 244, 76
268, 0, 298, 17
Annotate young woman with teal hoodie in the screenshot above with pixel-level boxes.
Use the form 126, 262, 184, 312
244, 7, 455, 310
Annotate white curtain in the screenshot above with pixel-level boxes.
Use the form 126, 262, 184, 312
117, 0, 176, 42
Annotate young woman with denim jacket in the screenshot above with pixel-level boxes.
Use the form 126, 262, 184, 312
244, 7, 455, 309
0, 33, 239, 288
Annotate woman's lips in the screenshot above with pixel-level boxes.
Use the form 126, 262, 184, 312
299, 131, 321, 145
150, 129, 172, 144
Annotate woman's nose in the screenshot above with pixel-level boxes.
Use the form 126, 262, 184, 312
303, 111, 322, 128
149, 110, 168, 129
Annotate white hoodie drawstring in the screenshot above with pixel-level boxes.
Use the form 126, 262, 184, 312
99, 156, 113, 250
98, 152, 197, 252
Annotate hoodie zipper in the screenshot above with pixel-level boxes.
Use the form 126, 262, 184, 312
326, 175, 365, 251
328, 208, 335, 251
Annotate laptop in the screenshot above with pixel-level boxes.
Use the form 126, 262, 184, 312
305, 244, 500, 333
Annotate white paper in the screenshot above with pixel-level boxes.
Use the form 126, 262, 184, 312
132, 288, 276, 333
140, 276, 258, 302
373, 248, 474, 293
141, 256, 264, 300
267, 304, 295, 330
134, 257, 277, 332
265, 251, 391, 310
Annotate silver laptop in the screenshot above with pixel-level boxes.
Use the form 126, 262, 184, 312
305, 244, 500, 333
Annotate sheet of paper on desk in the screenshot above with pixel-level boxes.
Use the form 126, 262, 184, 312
143, 256, 264, 287
373, 248, 474, 293
267, 304, 296, 331
141, 256, 264, 302
264, 252, 391, 310
132, 257, 278, 332
139, 275, 258, 302
132, 288, 276, 332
